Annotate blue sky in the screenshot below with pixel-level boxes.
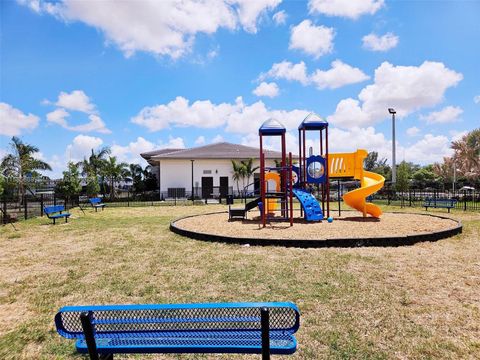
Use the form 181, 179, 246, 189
1, 0, 479, 178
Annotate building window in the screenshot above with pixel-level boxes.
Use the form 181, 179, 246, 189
203, 170, 212, 174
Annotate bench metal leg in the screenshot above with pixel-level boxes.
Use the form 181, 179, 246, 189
80, 311, 100, 360
261, 308, 270, 360
53, 218, 56, 225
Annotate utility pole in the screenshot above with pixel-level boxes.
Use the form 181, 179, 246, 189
388, 108, 397, 185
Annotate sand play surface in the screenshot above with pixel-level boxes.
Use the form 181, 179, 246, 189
173, 211, 460, 240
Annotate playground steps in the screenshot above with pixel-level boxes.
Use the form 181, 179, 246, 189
292, 188, 323, 221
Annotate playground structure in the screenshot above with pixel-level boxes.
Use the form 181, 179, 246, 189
230, 114, 385, 226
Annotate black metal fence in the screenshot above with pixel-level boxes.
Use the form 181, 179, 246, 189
372, 188, 480, 211
1, 193, 79, 224
2, 186, 479, 224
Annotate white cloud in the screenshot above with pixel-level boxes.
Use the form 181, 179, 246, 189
132, 96, 311, 135
20, 0, 280, 59
46, 108, 69, 127
260, 60, 369, 90
309, 0, 384, 19
328, 61, 463, 129
111, 136, 157, 164
163, 136, 185, 149
289, 20, 334, 58
235, 0, 281, 33
224, 97, 309, 134
260, 61, 309, 85
406, 134, 453, 164
406, 126, 420, 137
327, 98, 371, 128
132, 96, 235, 131
253, 82, 280, 98
362, 32, 399, 52
0, 102, 39, 136
212, 134, 225, 143
310, 60, 369, 89
45, 90, 111, 134
68, 114, 111, 134
272, 10, 287, 25
474, 95, 480, 104
55, 90, 96, 113
65, 134, 104, 163
194, 136, 206, 145
420, 106, 463, 124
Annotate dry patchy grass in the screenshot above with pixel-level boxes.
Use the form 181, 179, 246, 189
0, 204, 479, 359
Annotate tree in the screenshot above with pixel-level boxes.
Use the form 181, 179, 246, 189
0, 137, 52, 200
0, 174, 4, 196
103, 156, 129, 199
78, 146, 111, 195
127, 163, 145, 193
56, 162, 82, 203
240, 158, 259, 192
451, 128, 480, 181
433, 157, 454, 185
85, 174, 100, 197
231, 160, 245, 196
396, 161, 410, 192
364, 151, 391, 179
412, 165, 437, 188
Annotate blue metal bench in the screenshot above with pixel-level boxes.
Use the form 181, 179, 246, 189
55, 302, 300, 359
44, 205, 71, 224
89, 197, 106, 212
423, 197, 457, 213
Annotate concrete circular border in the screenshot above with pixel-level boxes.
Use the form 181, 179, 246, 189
170, 211, 463, 248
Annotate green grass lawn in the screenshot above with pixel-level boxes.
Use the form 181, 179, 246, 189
0, 205, 479, 359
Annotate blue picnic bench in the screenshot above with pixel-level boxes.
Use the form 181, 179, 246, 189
44, 205, 71, 224
423, 197, 457, 213
55, 302, 300, 360
89, 197, 106, 212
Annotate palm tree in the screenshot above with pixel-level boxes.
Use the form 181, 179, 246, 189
78, 146, 111, 194
103, 156, 129, 199
0, 137, 51, 200
127, 163, 144, 193
231, 160, 245, 196
240, 158, 259, 193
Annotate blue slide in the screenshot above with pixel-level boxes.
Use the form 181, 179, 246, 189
292, 188, 323, 221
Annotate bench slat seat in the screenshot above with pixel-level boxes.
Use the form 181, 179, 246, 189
55, 302, 299, 358
44, 205, 70, 224
89, 197, 106, 212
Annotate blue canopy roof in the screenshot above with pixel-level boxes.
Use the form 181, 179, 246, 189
298, 113, 328, 130
259, 118, 286, 135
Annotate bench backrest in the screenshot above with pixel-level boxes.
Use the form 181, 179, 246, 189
55, 302, 300, 339
89, 197, 102, 204
44, 205, 65, 215
424, 198, 456, 205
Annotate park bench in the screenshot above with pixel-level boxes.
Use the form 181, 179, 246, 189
89, 197, 106, 212
423, 197, 457, 213
55, 302, 300, 360
44, 205, 71, 224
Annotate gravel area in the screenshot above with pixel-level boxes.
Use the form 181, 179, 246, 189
173, 211, 460, 240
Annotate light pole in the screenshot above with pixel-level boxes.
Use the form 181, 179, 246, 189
388, 108, 396, 185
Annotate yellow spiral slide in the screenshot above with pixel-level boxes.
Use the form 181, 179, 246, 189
328, 150, 385, 218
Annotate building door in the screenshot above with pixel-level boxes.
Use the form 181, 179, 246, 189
254, 173, 260, 196
219, 177, 229, 197
201, 177, 213, 199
